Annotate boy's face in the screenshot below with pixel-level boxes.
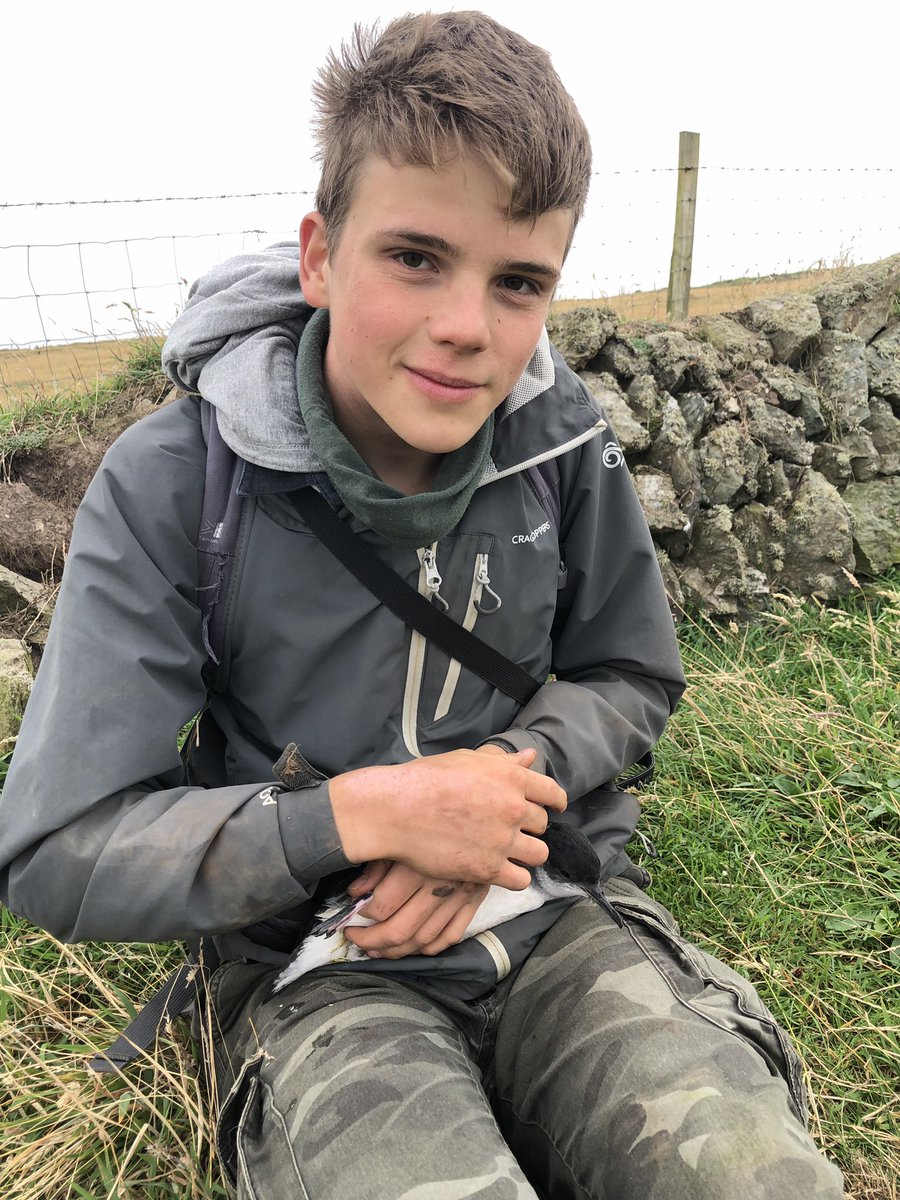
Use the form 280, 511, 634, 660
300, 154, 571, 467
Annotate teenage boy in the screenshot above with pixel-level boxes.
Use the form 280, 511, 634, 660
0, 12, 843, 1199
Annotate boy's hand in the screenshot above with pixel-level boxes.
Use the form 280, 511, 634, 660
329, 746, 566, 890
343, 861, 489, 958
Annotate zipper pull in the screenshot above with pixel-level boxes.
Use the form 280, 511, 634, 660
474, 553, 502, 614
421, 546, 450, 611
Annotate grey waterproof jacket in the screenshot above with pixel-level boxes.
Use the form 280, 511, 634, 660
0, 244, 685, 968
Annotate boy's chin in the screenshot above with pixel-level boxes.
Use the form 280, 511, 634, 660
397, 418, 490, 458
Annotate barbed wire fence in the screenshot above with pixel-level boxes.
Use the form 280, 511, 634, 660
2, 164, 898, 393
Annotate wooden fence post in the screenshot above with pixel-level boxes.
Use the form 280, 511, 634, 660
667, 131, 700, 321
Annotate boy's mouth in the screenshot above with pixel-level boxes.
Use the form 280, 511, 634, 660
404, 365, 485, 402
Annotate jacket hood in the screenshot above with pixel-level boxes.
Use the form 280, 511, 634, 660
162, 242, 602, 477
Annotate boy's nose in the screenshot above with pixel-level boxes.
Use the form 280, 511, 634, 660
427, 282, 491, 351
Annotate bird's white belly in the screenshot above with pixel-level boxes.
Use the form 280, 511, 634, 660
273, 879, 553, 993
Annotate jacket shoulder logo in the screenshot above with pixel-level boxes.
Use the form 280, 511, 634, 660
602, 441, 624, 468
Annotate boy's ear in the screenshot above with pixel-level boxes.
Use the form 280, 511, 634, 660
299, 212, 330, 307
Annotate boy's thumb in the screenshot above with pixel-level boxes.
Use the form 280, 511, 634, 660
513, 747, 538, 766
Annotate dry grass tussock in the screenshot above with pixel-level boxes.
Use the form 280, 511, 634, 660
0, 929, 224, 1199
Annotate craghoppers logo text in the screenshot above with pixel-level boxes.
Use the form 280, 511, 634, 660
512, 521, 551, 545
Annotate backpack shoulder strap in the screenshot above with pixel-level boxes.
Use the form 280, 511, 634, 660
197, 401, 246, 684
525, 457, 562, 535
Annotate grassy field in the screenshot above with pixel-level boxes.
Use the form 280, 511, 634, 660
1, 576, 898, 1199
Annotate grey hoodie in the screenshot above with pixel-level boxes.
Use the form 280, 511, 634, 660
0, 243, 685, 970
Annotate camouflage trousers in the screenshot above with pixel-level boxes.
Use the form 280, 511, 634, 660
200, 878, 844, 1200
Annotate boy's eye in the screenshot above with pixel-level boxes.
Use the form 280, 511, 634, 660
499, 275, 539, 296
395, 251, 431, 270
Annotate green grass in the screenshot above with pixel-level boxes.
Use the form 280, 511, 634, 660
1, 576, 899, 1199
0, 338, 166, 476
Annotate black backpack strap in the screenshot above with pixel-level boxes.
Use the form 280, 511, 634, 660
616, 750, 655, 791
526, 457, 562, 535
290, 487, 542, 708
89, 940, 220, 1074
197, 403, 246, 676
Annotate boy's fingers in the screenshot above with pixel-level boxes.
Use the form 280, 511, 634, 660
347, 859, 391, 897
358, 866, 429, 922
523, 773, 567, 811
491, 860, 534, 891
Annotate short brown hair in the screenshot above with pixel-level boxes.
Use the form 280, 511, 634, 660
312, 11, 592, 248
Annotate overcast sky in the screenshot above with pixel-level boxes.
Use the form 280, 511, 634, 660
4, 0, 898, 345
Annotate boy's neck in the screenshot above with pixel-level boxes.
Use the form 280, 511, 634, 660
370, 454, 441, 497
328, 381, 442, 496
336, 413, 441, 496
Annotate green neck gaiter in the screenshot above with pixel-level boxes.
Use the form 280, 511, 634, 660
296, 307, 494, 549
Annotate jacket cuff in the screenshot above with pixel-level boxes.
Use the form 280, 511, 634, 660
477, 729, 547, 774
276, 782, 353, 883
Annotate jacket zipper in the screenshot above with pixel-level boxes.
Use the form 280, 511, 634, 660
433, 552, 500, 721
401, 543, 444, 757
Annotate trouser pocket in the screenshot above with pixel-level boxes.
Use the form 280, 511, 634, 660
216, 1051, 266, 1188
193, 960, 278, 1187
603, 878, 810, 1125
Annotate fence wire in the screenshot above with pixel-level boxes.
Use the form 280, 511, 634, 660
2, 166, 898, 365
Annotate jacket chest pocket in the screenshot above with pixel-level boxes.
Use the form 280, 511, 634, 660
405, 528, 561, 756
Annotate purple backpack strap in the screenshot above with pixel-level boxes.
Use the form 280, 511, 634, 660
197, 403, 246, 672
525, 457, 562, 535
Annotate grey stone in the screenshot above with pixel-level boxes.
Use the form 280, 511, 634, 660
777, 470, 855, 598
744, 395, 813, 465
0, 564, 46, 614
649, 395, 701, 516
691, 313, 773, 369
0, 638, 33, 745
677, 391, 711, 440
736, 294, 822, 365
676, 506, 770, 616
811, 254, 900, 343
763, 367, 828, 438
863, 397, 900, 475
595, 337, 645, 381
643, 330, 729, 400
732, 502, 787, 578
842, 477, 900, 574
579, 372, 650, 454
759, 461, 793, 506
838, 429, 880, 482
812, 444, 853, 489
866, 324, 900, 405
697, 421, 766, 507
806, 330, 870, 432
631, 468, 691, 535
546, 306, 617, 372
655, 548, 685, 618
625, 374, 663, 432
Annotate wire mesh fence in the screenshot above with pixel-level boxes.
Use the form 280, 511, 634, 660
1, 164, 898, 397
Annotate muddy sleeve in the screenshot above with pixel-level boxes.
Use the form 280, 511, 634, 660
0, 402, 349, 943
481, 421, 686, 798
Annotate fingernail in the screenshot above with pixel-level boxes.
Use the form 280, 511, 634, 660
367, 951, 382, 959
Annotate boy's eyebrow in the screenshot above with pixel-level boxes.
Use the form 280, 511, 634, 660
380, 229, 561, 285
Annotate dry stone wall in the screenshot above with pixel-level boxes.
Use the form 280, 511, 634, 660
547, 253, 900, 616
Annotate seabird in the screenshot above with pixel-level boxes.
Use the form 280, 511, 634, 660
273, 823, 622, 993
